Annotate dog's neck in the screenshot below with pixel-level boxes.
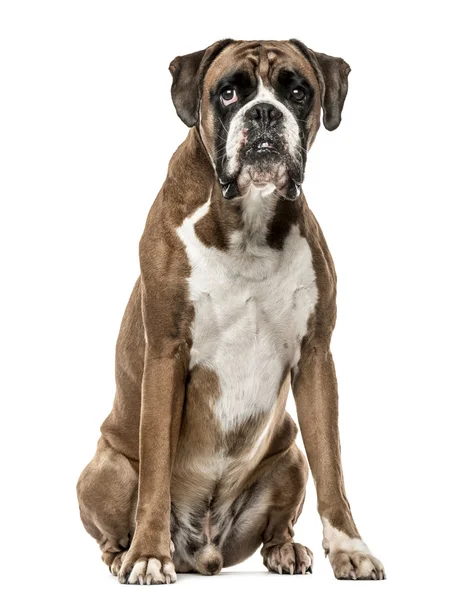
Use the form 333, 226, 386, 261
166, 128, 303, 252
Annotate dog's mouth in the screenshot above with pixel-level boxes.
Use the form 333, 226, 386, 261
253, 140, 278, 153
244, 134, 283, 157
219, 134, 302, 200
242, 137, 284, 184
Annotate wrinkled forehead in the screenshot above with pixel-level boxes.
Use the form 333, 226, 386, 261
203, 40, 318, 93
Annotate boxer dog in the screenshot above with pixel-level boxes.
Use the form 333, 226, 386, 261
77, 39, 385, 584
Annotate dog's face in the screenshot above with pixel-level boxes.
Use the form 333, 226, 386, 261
169, 40, 350, 200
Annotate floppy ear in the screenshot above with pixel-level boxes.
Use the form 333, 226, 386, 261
290, 40, 351, 131
169, 39, 234, 127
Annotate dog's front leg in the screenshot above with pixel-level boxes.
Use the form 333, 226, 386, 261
118, 345, 185, 585
118, 275, 188, 585
293, 345, 385, 580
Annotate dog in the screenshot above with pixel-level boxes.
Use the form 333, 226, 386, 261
77, 39, 384, 584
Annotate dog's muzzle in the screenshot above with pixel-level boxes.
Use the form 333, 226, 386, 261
220, 101, 303, 201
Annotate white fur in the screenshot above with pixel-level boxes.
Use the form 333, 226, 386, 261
176, 189, 317, 431
321, 517, 370, 556
247, 408, 275, 460
162, 562, 177, 583
225, 79, 300, 177
128, 558, 168, 585
128, 559, 147, 584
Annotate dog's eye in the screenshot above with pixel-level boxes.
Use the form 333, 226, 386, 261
290, 87, 306, 102
221, 88, 238, 106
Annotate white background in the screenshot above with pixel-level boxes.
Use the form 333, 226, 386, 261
1, 1, 469, 598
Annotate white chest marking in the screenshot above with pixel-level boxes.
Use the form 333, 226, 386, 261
177, 194, 317, 431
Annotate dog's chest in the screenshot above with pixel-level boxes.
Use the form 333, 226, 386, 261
177, 202, 318, 430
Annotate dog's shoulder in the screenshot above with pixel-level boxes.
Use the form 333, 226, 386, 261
298, 196, 337, 347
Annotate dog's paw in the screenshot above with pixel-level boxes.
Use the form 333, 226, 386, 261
322, 518, 385, 580
330, 550, 385, 580
109, 551, 127, 576
263, 542, 313, 575
118, 556, 177, 585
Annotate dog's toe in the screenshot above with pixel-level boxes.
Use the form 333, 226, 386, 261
263, 542, 313, 575
331, 550, 385, 580
119, 557, 176, 585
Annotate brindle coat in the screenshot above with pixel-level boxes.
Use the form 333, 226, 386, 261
77, 39, 384, 584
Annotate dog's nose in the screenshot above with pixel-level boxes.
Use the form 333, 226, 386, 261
246, 102, 282, 128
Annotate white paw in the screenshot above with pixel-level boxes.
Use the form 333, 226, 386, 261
330, 549, 385, 580
322, 518, 385, 580
120, 557, 177, 585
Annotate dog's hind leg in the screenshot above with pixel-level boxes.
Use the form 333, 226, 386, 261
77, 437, 138, 573
260, 445, 313, 575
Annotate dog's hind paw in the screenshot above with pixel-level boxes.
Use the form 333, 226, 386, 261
109, 551, 127, 576
262, 542, 313, 575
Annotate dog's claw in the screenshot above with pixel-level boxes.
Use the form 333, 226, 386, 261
264, 542, 313, 576
120, 556, 176, 585
330, 549, 384, 580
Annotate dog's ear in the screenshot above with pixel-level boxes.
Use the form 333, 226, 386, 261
314, 51, 351, 131
169, 39, 234, 127
290, 40, 351, 131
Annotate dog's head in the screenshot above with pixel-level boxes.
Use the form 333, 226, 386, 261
169, 40, 350, 200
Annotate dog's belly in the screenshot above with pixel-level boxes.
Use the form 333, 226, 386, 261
177, 201, 318, 431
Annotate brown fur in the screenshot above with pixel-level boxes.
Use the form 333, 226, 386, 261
77, 39, 382, 584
